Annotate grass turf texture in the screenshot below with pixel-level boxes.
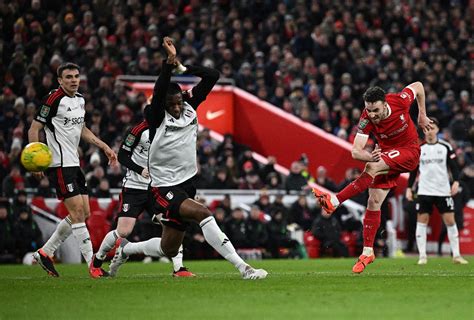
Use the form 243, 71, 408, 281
0, 258, 472, 320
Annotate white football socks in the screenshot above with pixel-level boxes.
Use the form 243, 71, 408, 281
362, 247, 374, 256
96, 230, 119, 260
42, 216, 72, 257
416, 222, 428, 258
447, 224, 461, 257
171, 245, 184, 272
123, 238, 165, 257
200, 216, 247, 273
71, 222, 93, 265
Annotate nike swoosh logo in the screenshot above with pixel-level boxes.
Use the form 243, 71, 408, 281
206, 110, 225, 120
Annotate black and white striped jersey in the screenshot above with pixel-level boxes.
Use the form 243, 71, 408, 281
118, 121, 150, 190
409, 139, 459, 196
34, 87, 85, 168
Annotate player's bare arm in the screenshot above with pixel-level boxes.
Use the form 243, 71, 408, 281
27, 120, 46, 179
351, 133, 376, 162
407, 81, 433, 132
28, 120, 45, 143
81, 126, 117, 165
163, 37, 177, 64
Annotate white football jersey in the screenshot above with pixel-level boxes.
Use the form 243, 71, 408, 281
149, 102, 198, 187
121, 126, 151, 190
35, 88, 85, 167
417, 139, 455, 196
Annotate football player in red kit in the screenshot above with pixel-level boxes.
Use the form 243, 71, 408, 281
313, 82, 433, 273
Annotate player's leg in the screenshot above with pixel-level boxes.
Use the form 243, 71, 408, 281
415, 212, 430, 265
64, 195, 94, 264
313, 159, 390, 214
179, 198, 268, 279
33, 167, 77, 277
352, 187, 390, 273
439, 197, 468, 264
159, 225, 195, 276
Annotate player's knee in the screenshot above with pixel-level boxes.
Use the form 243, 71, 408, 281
364, 162, 378, 175
367, 196, 382, 208
69, 206, 86, 222
116, 228, 131, 238
195, 205, 212, 223
161, 244, 179, 258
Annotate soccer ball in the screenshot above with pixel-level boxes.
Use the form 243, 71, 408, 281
21, 142, 52, 172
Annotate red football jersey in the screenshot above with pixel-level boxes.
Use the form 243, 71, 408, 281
357, 87, 419, 150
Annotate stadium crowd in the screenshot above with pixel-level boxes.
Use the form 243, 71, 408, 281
0, 0, 472, 262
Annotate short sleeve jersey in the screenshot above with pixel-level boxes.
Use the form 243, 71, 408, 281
357, 87, 419, 150
121, 121, 151, 190
417, 139, 456, 196
34, 87, 85, 167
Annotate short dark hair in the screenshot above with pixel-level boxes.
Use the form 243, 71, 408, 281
429, 117, 439, 126
57, 62, 80, 77
363, 86, 386, 103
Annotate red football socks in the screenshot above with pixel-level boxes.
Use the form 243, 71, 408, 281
336, 171, 374, 203
363, 210, 381, 247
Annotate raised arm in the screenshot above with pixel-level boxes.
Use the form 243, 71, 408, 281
183, 65, 220, 109
407, 81, 433, 132
146, 37, 176, 128
81, 126, 117, 165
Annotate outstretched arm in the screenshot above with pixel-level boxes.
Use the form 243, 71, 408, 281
81, 126, 117, 165
407, 82, 433, 132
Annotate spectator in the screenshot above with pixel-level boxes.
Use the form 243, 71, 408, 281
285, 161, 307, 192
13, 207, 42, 261
245, 206, 268, 249
93, 178, 111, 198
0, 205, 16, 263
1, 165, 25, 197
225, 208, 248, 249
311, 211, 349, 258
289, 194, 316, 231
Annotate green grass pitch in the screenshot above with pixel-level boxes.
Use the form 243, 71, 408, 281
0, 257, 472, 320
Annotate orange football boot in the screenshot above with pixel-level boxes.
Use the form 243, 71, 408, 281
173, 267, 196, 277
312, 187, 337, 214
352, 254, 375, 274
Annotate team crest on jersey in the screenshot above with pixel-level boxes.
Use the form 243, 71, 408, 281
166, 191, 174, 200
401, 93, 407, 99
40, 105, 50, 117
358, 119, 369, 129
184, 110, 194, 118
123, 203, 130, 212
67, 183, 74, 192
125, 134, 136, 146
